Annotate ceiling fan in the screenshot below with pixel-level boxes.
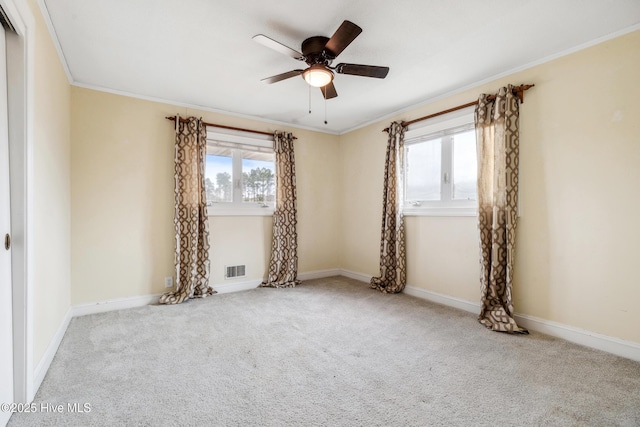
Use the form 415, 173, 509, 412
253, 20, 389, 99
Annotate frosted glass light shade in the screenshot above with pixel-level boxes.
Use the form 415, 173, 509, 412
302, 65, 334, 87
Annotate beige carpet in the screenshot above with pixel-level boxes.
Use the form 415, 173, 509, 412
8, 276, 640, 426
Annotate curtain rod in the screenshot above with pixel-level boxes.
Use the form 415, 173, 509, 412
383, 84, 534, 132
165, 116, 297, 139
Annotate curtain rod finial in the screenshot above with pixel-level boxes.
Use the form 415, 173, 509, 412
516, 83, 535, 103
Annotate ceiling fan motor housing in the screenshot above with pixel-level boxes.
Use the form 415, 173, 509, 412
302, 36, 334, 64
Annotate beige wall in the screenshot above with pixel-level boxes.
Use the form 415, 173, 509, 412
70, 88, 340, 304
70, 89, 175, 304
339, 30, 640, 343
27, 0, 72, 365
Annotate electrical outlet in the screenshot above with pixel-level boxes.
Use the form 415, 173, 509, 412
164, 277, 173, 288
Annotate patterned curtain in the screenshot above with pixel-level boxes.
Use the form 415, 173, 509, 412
475, 86, 527, 333
159, 116, 215, 304
370, 121, 407, 294
261, 132, 300, 288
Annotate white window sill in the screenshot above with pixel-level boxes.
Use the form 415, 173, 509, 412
403, 206, 477, 217
207, 206, 274, 217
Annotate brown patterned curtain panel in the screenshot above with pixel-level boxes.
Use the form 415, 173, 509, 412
159, 116, 215, 305
371, 121, 407, 294
261, 132, 300, 288
475, 86, 527, 333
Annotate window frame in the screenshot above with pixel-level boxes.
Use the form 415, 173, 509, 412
402, 108, 478, 217
205, 127, 275, 217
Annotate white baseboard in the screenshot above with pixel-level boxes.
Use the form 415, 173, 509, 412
214, 269, 341, 293
34, 307, 72, 394
514, 313, 640, 362
298, 269, 342, 281
72, 293, 162, 317
400, 281, 640, 362
71, 269, 342, 317
213, 279, 261, 294
338, 269, 372, 283
403, 285, 480, 314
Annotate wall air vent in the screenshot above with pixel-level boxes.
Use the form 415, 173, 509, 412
225, 265, 246, 279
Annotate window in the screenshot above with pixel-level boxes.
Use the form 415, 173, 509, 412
205, 128, 275, 216
403, 108, 477, 216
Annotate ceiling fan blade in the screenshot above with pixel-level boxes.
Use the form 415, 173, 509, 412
324, 20, 362, 57
261, 70, 304, 84
335, 63, 389, 79
321, 82, 338, 99
253, 34, 304, 60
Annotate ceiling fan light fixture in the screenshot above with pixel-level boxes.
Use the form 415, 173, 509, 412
302, 65, 334, 87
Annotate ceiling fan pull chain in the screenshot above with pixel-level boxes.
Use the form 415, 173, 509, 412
324, 92, 328, 125
309, 84, 311, 114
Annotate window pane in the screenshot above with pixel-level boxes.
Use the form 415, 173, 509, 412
452, 130, 477, 201
242, 151, 275, 203
406, 139, 441, 201
206, 152, 233, 203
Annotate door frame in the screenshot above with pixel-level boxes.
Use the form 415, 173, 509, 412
0, 0, 34, 403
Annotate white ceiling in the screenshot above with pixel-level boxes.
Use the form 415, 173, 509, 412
42, 0, 640, 134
